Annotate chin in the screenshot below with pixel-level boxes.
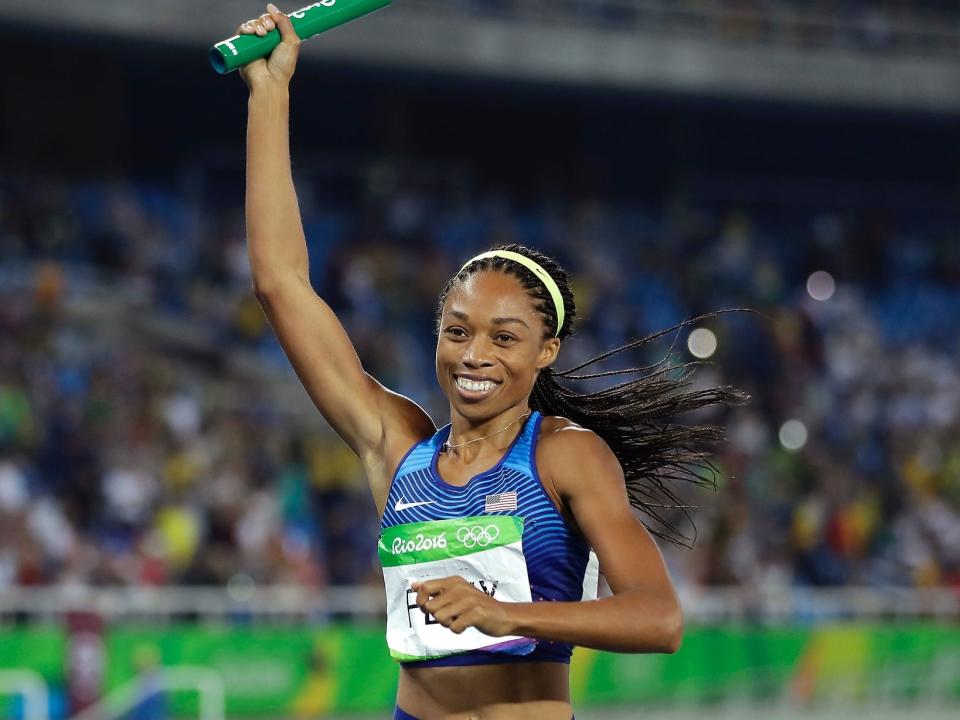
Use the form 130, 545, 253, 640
447, 395, 493, 420
448, 392, 524, 423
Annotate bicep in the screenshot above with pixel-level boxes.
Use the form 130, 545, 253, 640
555, 433, 677, 598
257, 278, 433, 458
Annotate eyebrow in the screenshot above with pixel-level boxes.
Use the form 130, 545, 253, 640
448, 310, 530, 329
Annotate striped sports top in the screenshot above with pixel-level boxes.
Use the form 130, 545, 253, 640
378, 411, 599, 667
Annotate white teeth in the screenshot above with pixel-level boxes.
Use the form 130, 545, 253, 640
456, 377, 496, 393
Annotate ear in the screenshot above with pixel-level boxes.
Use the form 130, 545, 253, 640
536, 337, 561, 370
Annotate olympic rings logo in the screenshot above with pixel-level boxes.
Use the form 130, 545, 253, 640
456, 525, 500, 548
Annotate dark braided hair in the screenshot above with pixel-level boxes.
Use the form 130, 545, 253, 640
437, 243, 750, 548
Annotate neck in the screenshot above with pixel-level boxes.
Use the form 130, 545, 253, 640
446, 404, 532, 460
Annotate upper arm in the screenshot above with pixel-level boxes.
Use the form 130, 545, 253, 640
256, 277, 435, 464
540, 427, 679, 602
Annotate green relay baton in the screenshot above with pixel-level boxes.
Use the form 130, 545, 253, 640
210, 0, 392, 74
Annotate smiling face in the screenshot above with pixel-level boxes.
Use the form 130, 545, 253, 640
436, 271, 560, 424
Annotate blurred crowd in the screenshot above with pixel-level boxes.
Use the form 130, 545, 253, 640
0, 173, 958, 595
463, 0, 960, 53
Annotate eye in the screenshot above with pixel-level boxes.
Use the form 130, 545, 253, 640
494, 333, 516, 344
444, 326, 468, 338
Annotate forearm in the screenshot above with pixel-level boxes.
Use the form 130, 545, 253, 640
245, 84, 309, 292
508, 589, 683, 654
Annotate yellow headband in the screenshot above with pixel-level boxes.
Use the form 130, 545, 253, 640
459, 250, 565, 337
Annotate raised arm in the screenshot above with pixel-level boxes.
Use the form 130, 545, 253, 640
238, 5, 434, 502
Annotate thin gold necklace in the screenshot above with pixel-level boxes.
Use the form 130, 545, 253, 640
441, 412, 531, 454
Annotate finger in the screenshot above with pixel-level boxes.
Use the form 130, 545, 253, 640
259, 12, 276, 32
268, 4, 302, 45
431, 597, 467, 627
423, 587, 463, 616
450, 608, 479, 634
416, 584, 442, 609
413, 578, 449, 607
240, 19, 268, 36
415, 587, 429, 608
433, 607, 460, 628
432, 596, 473, 627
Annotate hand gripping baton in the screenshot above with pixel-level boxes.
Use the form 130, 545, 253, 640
210, 0, 392, 74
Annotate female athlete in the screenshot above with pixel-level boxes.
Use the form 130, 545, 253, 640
239, 6, 746, 719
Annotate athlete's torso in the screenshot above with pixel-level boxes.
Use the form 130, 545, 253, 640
398, 661, 574, 720
378, 411, 599, 667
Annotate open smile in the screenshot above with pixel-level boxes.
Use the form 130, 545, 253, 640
453, 374, 501, 399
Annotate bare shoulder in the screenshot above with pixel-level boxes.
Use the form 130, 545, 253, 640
538, 415, 618, 460
536, 415, 624, 497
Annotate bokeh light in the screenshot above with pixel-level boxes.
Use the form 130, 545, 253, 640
779, 419, 809, 451
807, 270, 836, 301
687, 328, 718, 359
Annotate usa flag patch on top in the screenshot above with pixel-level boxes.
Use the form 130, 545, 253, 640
485, 491, 518, 512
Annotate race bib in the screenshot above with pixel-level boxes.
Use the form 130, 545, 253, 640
378, 516, 536, 662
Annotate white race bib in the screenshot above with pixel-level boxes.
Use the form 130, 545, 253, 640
378, 516, 536, 662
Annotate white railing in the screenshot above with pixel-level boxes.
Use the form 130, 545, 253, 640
678, 585, 960, 622
0, 670, 49, 720
70, 666, 224, 720
0, 585, 386, 621
0, 585, 957, 622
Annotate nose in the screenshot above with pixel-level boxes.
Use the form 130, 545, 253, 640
461, 335, 494, 369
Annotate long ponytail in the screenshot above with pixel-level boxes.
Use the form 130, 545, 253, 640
530, 313, 749, 547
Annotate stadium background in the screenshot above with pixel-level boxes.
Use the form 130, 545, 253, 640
0, 1, 958, 718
